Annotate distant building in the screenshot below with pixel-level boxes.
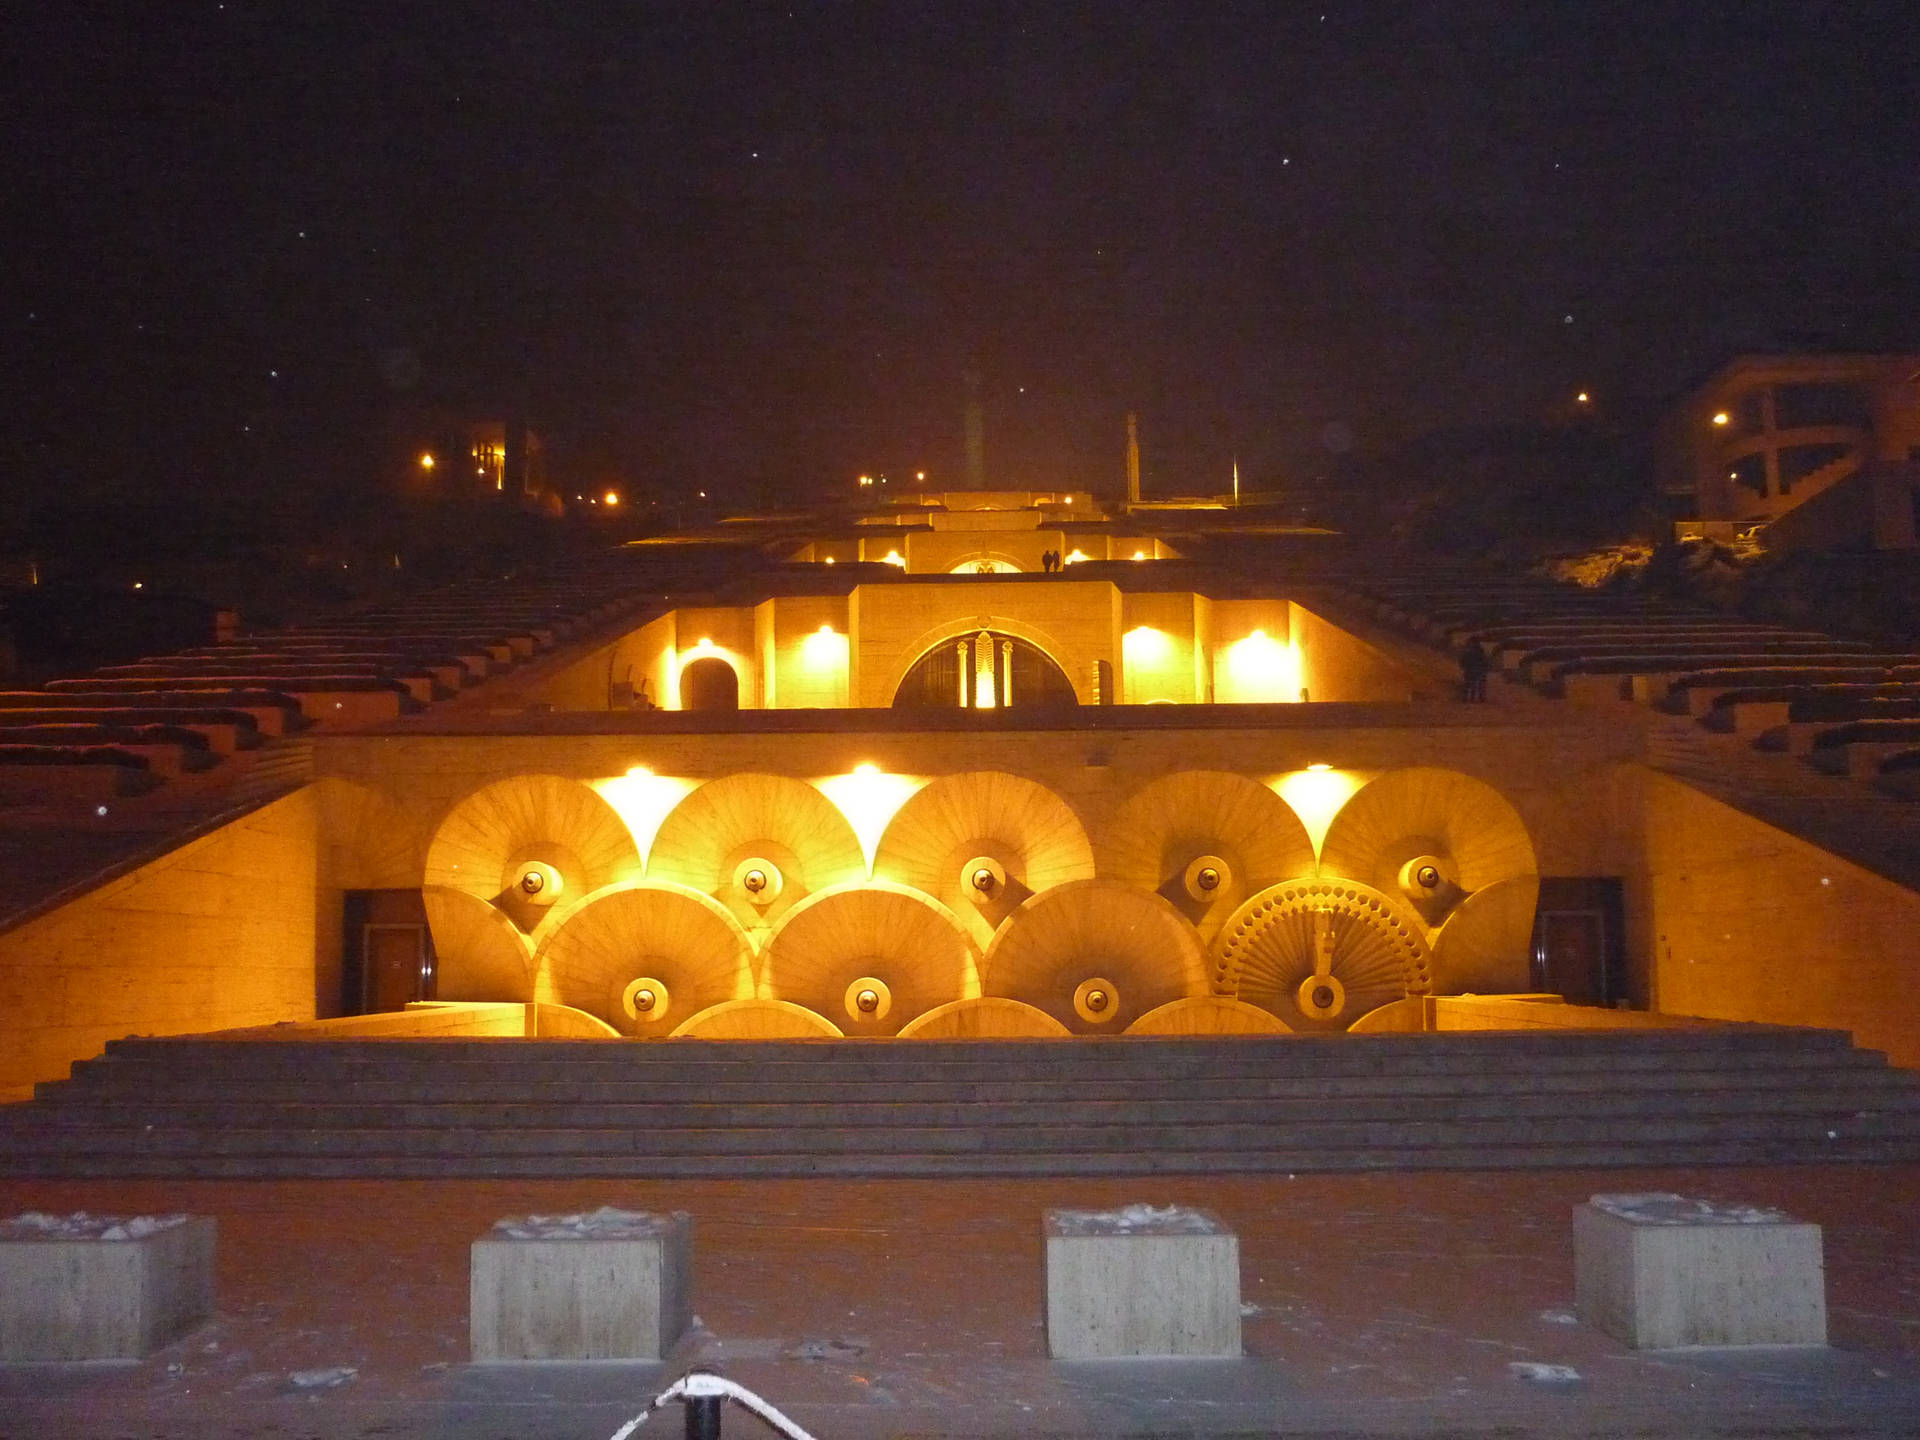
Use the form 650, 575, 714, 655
1656, 353, 1920, 550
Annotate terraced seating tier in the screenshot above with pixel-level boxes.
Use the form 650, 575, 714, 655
3, 1027, 1916, 1178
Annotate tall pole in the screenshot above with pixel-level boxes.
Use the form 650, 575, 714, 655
1125, 412, 1141, 507
1232, 456, 1240, 506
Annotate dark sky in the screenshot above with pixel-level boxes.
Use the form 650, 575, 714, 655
4, 1, 1917, 511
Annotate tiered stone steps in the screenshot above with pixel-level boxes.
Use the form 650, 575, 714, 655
4, 1027, 1918, 1177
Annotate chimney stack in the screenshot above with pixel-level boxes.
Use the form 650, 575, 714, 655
963, 371, 986, 489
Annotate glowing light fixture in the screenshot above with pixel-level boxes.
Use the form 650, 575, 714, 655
591, 765, 698, 865
813, 765, 926, 872
882, 549, 906, 567
1064, 548, 1089, 564
799, 622, 849, 677
823, 556, 835, 564
1220, 629, 1298, 703
1132, 549, 1147, 560
1271, 765, 1366, 857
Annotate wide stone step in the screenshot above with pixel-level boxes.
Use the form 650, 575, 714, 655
17, 1084, 1920, 1132
8, 1135, 1920, 1181
9, 1108, 1919, 1159
37, 1063, 1916, 1108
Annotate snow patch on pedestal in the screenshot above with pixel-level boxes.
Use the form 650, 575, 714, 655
489, 1206, 684, 1241
0, 1210, 190, 1242
1589, 1192, 1789, 1226
1047, 1203, 1223, 1236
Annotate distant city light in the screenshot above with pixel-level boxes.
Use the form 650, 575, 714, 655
604, 491, 620, 506
1712, 411, 1730, 426
419, 452, 435, 470
1575, 391, 1590, 404
131, 581, 143, 590
915, 471, 926, 481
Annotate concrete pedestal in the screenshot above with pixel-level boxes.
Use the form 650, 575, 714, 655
470, 1208, 692, 1361
1574, 1193, 1826, 1349
0, 1212, 215, 1361
1045, 1205, 1240, 1359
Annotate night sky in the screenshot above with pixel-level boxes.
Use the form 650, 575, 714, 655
5, 2, 1917, 513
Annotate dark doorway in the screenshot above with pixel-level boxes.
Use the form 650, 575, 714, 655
341, 889, 435, 1014
1529, 877, 1626, 1006
680, 656, 740, 711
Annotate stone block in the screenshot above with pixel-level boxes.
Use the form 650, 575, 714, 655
1574, 1193, 1826, 1349
1045, 1205, 1240, 1359
470, 1207, 692, 1362
0, 1212, 216, 1361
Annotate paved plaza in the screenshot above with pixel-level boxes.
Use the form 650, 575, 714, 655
2, 1165, 1917, 1439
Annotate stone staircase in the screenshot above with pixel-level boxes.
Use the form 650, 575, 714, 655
4, 1026, 1919, 1178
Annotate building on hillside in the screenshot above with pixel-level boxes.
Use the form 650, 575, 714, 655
2, 485, 1919, 1128
1656, 353, 1920, 551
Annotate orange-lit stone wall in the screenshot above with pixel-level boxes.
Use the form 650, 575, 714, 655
1622, 767, 1920, 1068
1290, 602, 1422, 702
0, 789, 331, 1098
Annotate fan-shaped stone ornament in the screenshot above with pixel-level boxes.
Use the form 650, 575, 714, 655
645, 773, 867, 931
1125, 996, 1294, 1035
424, 774, 642, 937
760, 881, 977, 1036
872, 771, 1096, 949
530, 881, 755, 1036
1430, 874, 1542, 995
978, 879, 1209, 1034
1213, 878, 1433, 1032
1347, 997, 1429, 1033
313, 778, 427, 889
669, 999, 843, 1039
422, 885, 534, 1002
1097, 771, 1316, 940
1316, 767, 1537, 927
896, 997, 1070, 1039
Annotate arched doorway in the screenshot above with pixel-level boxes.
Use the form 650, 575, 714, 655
893, 631, 1077, 709
680, 656, 740, 711
948, 557, 1022, 574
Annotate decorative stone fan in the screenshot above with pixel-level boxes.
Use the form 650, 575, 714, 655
422, 885, 534, 1002
1430, 875, 1542, 994
1125, 996, 1294, 1036
978, 879, 1209, 1034
871, 770, 1096, 950
313, 778, 426, 889
644, 773, 867, 933
896, 997, 1070, 1039
1315, 766, 1538, 932
1096, 770, 1317, 942
423, 774, 641, 938
1212, 878, 1433, 1032
669, 998, 843, 1039
529, 881, 755, 1036
760, 881, 976, 1036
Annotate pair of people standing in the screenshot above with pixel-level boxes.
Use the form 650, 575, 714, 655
1039, 549, 1064, 573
